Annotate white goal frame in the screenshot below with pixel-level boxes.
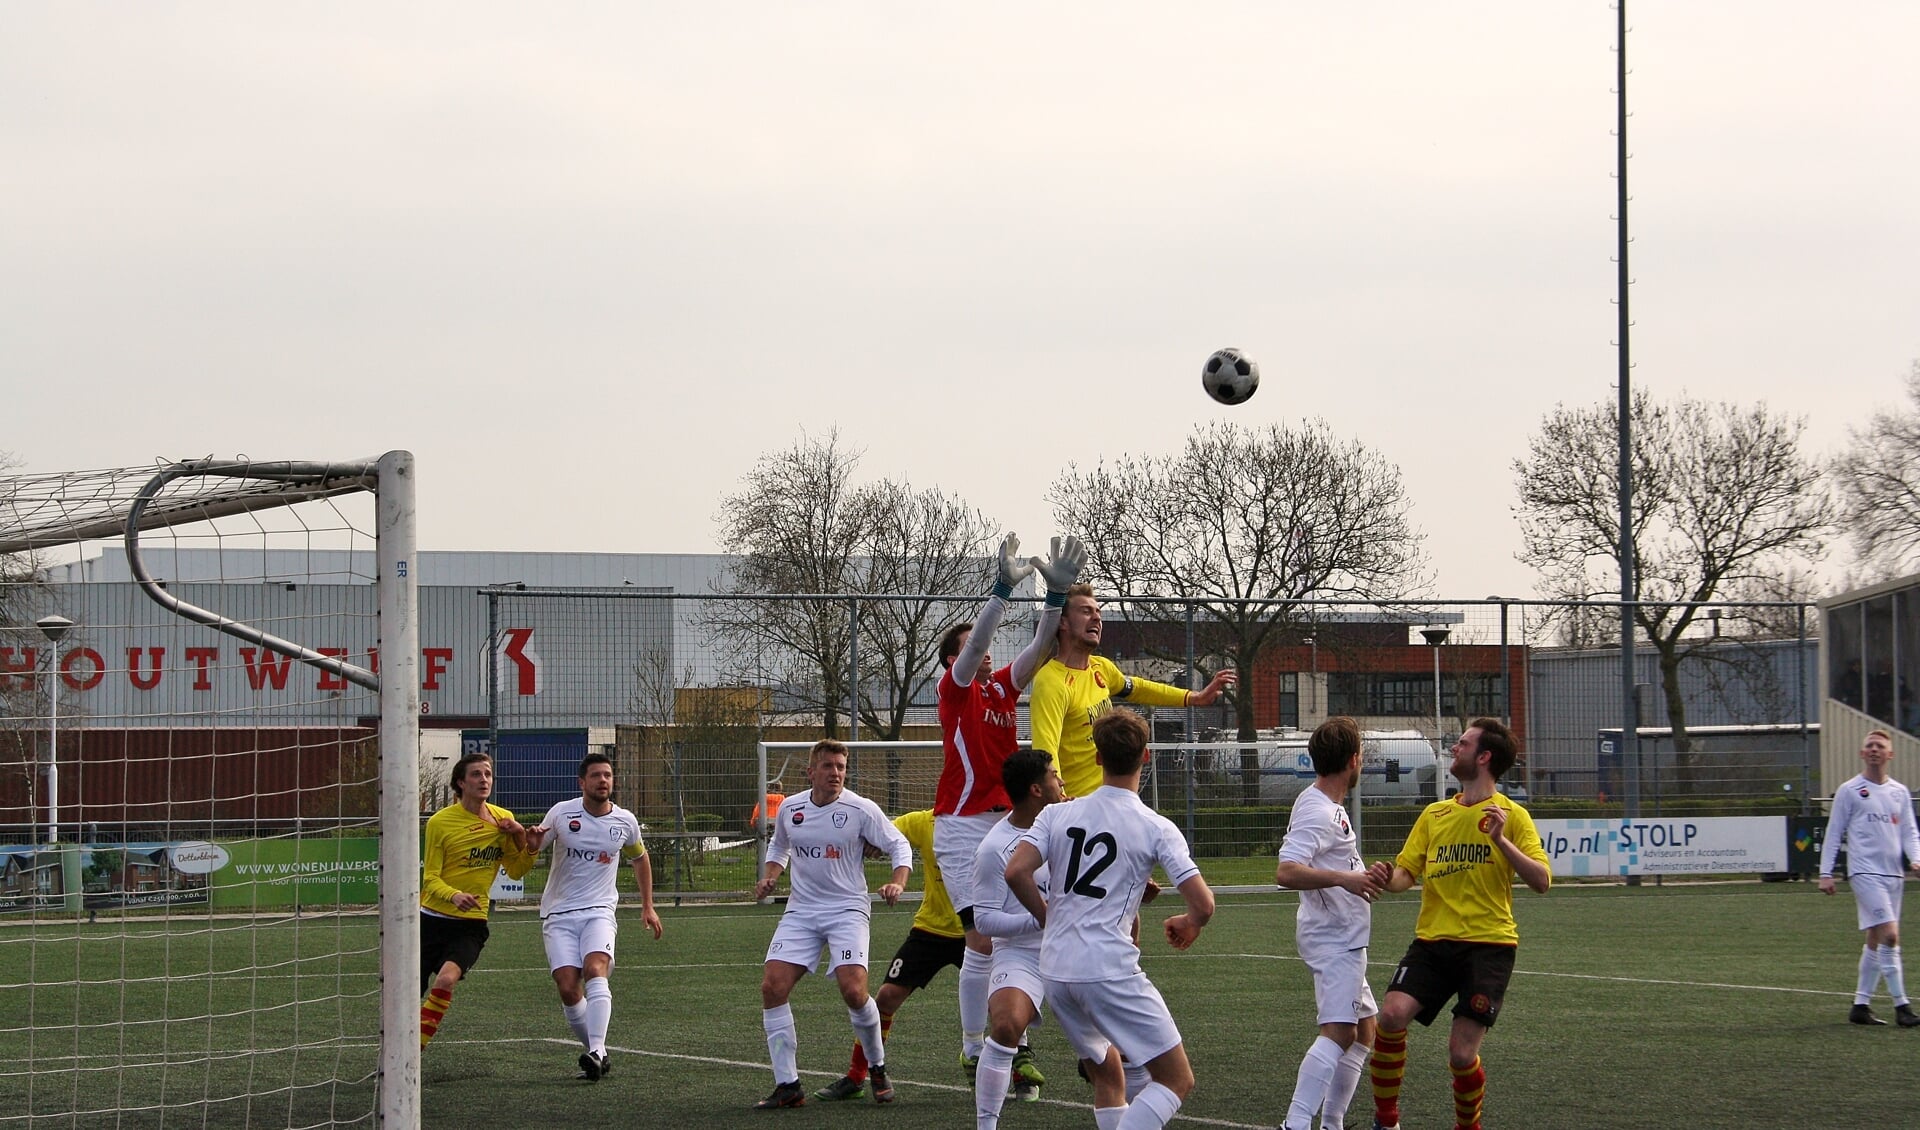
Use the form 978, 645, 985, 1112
3, 452, 422, 1128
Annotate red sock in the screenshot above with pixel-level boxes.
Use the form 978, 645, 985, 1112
1451, 1056, 1485, 1130
419, 987, 453, 1047
1370, 1027, 1407, 1126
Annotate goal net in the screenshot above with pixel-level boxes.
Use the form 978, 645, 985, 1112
0, 455, 419, 1128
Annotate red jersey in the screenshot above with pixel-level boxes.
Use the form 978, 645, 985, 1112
935, 664, 1019, 816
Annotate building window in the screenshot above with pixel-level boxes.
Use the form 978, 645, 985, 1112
1277, 672, 1298, 729
1328, 673, 1503, 718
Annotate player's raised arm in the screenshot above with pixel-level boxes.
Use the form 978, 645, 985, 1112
952, 533, 1033, 687
1009, 535, 1085, 690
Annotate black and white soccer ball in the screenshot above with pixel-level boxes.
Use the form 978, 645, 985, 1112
1201, 348, 1259, 405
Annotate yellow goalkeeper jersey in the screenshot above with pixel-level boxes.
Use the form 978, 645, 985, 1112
894, 808, 963, 939
1395, 793, 1549, 945
1028, 655, 1189, 797
421, 801, 538, 921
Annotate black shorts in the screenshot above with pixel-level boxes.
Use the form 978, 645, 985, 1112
881, 927, 966, 990
1385, 939, 1516, 1028
421, 913, 491, 994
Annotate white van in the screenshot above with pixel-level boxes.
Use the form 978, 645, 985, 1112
1253, 730, 1446, 806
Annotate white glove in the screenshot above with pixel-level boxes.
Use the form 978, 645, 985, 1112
1032, 535, 1087, 605
993, 533, 1035, 598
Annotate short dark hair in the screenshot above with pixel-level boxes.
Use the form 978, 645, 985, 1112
1092, 708, 1150, 776
1308, 716, 1362, 776
1001, 748, 1054, 803
1469, 717, 1518, 780
938, 622, 973, 668
578, 751, 613, 778
450, 752, 492, 796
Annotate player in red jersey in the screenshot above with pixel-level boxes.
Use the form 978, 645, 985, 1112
936, 532, 1084, 1084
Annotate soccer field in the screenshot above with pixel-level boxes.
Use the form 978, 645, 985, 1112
4, 881, 1915, 1129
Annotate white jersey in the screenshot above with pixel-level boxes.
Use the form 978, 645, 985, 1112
1023, 785, 1200, 983
538, 799, 646, 918
1277, 785, 1370, 952
972, 815, 1047, 957
767, 786, 912, 918
1821, 774, 1920, 879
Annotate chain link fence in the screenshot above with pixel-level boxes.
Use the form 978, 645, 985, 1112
476, 590, 1819, 889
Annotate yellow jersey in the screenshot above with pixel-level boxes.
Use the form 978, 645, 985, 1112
894, 808, 963, 939
1028, 654, 1189, 797
1394, 794, 1550, 945
421, 801, 539, 921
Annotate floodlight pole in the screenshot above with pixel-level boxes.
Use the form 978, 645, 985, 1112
1422, 628, 1450, 803
37, 616, 74, 845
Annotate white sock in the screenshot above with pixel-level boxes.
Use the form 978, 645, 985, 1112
562, 998, 590, 1049
976, 1037, 1016, 1128
959, 947, 992, 1059
850, 996, 885, 1069
1094, 1106, 1128, 1130
1284, 1036, 1343, 1130
1322, 1040, 1371, 1128
1880, 944, 1909, 1005
583, 976, 612, 1055
1858, 944, 1883, 1004
1124, 1061, 1152, 1102
763, 1004, 798, 1084
1118, 1081, 1181, 1130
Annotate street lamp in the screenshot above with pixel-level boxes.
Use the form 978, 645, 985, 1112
1421, 627, 1450, 803
36, 616, 74, 845
1302, 633, 1317, 721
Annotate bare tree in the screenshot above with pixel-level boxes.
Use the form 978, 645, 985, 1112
1836, 359, 1920, 579
1514, 391, 1833, 790
1050, 419, 1429, 801
708, 430, 996, 762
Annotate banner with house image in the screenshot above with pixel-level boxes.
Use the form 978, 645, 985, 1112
1, 838, 381, 912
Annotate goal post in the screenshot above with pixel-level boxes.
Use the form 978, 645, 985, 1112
0, 452, 419, 1128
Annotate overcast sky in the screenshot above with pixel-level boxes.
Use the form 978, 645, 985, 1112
5, 3, 1915, 600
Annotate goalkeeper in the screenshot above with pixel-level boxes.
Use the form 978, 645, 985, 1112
418, 752, 538, 1048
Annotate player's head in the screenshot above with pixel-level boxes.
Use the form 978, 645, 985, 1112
1862, 729, 1894, 768
1057, 583, 1101, 651
578, 751, 614, 801
1002, 747, 1064, 808
450, 752, 493, 799
1451, 717, 1518, 783
1092, 707, 1150, 777
939, 621, 991, 678
1308, 715, 1363, 781
807, 738, 849, 798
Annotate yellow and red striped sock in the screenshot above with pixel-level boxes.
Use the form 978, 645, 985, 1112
419, 987, 453, 1047
1451, 1055, 1485, 1130
1370, 1027, 1407, 1127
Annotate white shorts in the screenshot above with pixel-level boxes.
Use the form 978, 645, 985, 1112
1852, 873, 1905, 930
541, 907, 618, 971
989, 943, 1047, 1014
766, 909, 872, 974
1299, 941, 1378, 1027
935, 812, 1002, 913
1045, 973, 1180, 1066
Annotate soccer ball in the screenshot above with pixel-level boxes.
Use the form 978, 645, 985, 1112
1202, 348, 1259, 405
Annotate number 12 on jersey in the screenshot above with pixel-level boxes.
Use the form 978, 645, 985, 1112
1062, 826, 1117, 898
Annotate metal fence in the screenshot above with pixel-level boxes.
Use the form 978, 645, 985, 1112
478, 590, 1821, 876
